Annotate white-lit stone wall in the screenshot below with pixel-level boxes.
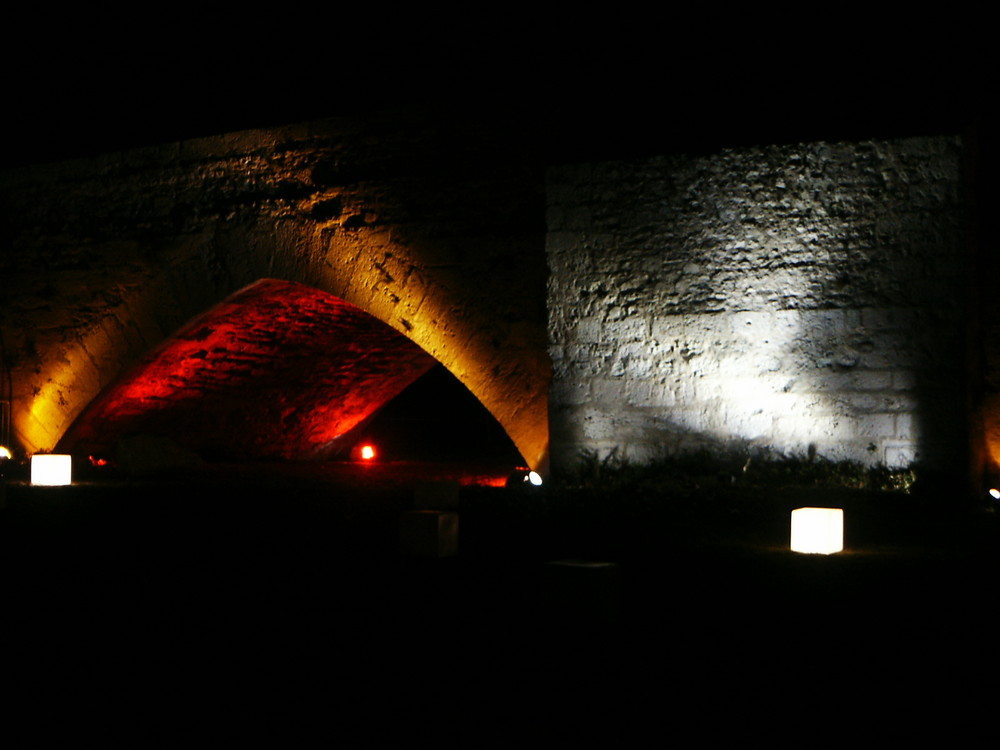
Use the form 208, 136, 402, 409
547, 137, 969, 472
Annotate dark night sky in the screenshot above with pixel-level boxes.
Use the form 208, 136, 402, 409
0, 16, 989, 170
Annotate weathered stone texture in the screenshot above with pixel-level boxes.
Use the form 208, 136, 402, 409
0, 115, 550, 468
547, 137, 969, 472
60, 280, 438, 462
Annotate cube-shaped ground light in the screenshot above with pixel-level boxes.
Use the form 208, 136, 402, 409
31, 454, 72, 486
790, 507, 843, 554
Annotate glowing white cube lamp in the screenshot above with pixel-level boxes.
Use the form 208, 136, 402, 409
31, 454, 73, 486
790, 507, 844, 554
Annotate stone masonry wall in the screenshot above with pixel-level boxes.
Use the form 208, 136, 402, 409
0, 114, 550, 468
547, 137, 969, 474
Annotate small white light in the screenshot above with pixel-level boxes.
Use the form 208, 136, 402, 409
989, 488, 1000, 500
0, 445, 12, 460
525, 471, 543, 486
790, 507, 843, 554
31, 454, 73, 486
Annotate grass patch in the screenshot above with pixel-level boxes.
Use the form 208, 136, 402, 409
558, 449, 918, 498
458, 451, 942, 561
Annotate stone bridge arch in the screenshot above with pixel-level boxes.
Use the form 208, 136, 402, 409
0, 114, 550, 471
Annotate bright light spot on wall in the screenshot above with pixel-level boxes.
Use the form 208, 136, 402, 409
0, 445, 12, 460
31, 454, 73, 486
790, 507, 843, 554
668, 311, 817, 452
989, 488, 1000, 500
526, 470, 543, 486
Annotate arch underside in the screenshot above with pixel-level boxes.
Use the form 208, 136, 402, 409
3, 115, 551, 472
58, 279, 529, 468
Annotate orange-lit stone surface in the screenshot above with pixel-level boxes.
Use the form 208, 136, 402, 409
0, 113, 550, 470
60, 279, 437, 461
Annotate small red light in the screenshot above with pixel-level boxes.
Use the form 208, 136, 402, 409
360, 444, 376, 461
89, 455, 109, 467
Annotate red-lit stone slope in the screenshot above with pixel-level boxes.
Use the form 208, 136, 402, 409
60, 279, 436, 461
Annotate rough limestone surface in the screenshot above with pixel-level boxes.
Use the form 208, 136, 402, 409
547, 137, 970, 473
59, 280, 438, 462
0, 114, 550, 469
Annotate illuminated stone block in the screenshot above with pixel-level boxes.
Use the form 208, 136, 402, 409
400, 510, 459, 557
31, 454, 72, 486
790, 507, 843, 554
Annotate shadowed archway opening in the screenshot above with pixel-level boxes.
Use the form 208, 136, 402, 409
58, 279, 527, 483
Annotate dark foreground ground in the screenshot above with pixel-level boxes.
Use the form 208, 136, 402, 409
3, 463, 1000, 743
